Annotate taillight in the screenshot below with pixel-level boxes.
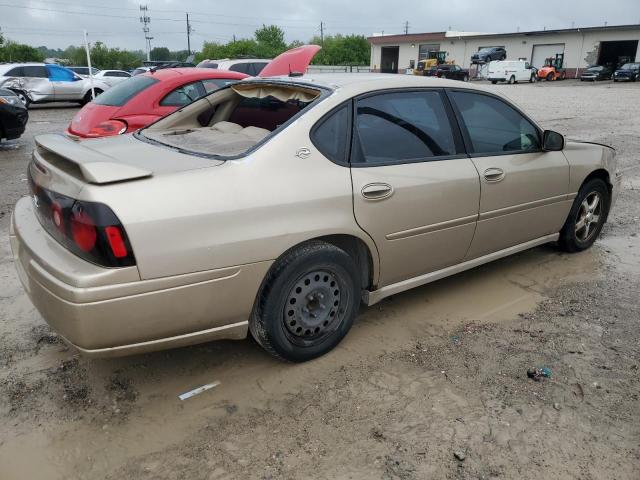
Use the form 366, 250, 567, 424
28, 171, 135, 267
70, 209, 97, 252
86, 119, 128, 138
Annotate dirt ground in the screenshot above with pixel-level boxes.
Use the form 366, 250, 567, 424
1, 81, 639, 480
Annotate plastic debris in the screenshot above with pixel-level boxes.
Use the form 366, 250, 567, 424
178, 381, 220, 400
453, 450, 466, 461
527, 367, 552, 381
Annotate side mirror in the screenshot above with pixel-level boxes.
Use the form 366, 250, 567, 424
543, 130, 564, 151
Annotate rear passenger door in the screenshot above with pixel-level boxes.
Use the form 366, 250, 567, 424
447, 89, 570, 259
22, 65, 54, 101
349, 89, 480, 287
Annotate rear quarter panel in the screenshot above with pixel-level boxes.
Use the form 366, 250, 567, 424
77, 92, 379, 283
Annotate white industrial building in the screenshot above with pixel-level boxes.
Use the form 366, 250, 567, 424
368, 24, 640, 77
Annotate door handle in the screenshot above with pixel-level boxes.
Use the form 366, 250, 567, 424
361, 183, 393, 200
483, 168, 505, 183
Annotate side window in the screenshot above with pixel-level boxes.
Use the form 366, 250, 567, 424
252, 62, 268, 75
449, 91, 541, 154
160, 81, 205, 107
23, 66, 49, 78
47, 65, 75, 81
354, 90, 456, 164
202, 78, 236, 93
311, 104, 350, 164
6, 67, 24, 77
229, 63, 249, 74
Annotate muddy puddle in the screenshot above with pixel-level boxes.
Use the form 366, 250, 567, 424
0, 243, 602, 479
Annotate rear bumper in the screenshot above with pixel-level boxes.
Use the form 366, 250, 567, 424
10, 197, 271, 357
488, 77, 506, 82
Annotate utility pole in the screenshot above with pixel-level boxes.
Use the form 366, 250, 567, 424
404, 21, 409, 35
186, 12, 192, 55
320, 21, 324, 46
140, 4, 151, 61
83, 30, 95, 100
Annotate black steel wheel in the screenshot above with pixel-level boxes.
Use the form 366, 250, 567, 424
250, 241, 361, 362
559, 178, 610, 252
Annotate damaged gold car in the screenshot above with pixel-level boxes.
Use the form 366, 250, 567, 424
10, 74, 621, 361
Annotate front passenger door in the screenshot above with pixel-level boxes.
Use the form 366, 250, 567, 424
349, 90, 480, 287
448, 90, 570, 259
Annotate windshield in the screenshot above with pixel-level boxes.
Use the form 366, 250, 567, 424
478, 48, 492, 53
620, 63, 638, 70
587, 66, 603, 71
93, 75, 158, 106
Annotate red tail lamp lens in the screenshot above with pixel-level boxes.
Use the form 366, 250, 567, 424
70, 210, 97, 252
105, 226, 128, 258
87, 120, 127, 138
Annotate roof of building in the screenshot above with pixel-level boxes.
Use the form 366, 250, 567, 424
368, 23, 640, 44
368, 32, 447, 45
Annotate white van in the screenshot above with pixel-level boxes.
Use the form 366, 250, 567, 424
487, 60, 536, 84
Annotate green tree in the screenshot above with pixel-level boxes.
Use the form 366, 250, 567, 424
255, 24, 286, 57
0, 40, 44, 62
309, 34, 369, 65
150, 46, 171, 61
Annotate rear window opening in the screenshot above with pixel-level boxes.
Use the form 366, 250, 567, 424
141, 82, 323, 158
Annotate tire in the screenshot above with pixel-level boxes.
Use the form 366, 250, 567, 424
81, 88, 103, 105
500, 54, 506, 61
491, 80, 498, 85
508, 75, 515, 84
560, 72, 566, 80
10, 90, 30, 108
546, 73, 554, 81
249, 241, 361, 362
463, 75, 469, 82
559, 178, 610, 253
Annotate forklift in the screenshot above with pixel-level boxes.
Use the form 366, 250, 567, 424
414, 51, 449, 76
537, 53, 566, 81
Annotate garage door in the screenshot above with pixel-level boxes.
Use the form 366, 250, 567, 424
531, 44, 565, 68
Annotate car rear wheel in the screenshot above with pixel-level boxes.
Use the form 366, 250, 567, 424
559, 178, 610, 252
546, 72, 554, 81
81, 88, 103, 105
463, 75, 469, 82
250, 241, 361, 362
508, 75, 515, 84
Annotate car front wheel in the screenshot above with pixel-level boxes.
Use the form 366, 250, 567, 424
559, 178, 610, 252
250, 241, 361, 362
11, 90, 30, 108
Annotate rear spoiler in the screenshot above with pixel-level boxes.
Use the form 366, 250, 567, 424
34, 134, 152, 184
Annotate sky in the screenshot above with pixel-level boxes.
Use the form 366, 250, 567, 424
1, 0, 639, 52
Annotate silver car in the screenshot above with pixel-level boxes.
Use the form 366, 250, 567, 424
0, 63, 110, 108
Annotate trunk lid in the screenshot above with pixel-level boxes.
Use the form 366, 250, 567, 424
258, 44, 321, 77
31, 133, 221, 198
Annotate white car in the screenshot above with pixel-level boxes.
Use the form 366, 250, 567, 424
0, 63, 111, 107
93, 69, 132, 87
488, 60, 536, 84
196, 58, 270, 76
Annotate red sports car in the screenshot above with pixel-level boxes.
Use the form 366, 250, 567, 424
67, 45, 321, 139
